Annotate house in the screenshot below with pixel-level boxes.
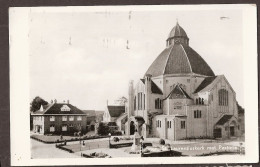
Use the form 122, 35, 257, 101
103, 105, 127, 132
125, 22, 242, 140
83, 110, 96, 132
31, 100, 87, 135
82, 110, 105, 133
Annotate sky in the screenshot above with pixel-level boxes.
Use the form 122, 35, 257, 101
29, 7, 243, 110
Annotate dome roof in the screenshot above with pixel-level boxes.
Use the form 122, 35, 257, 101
145, 43, 215, 77
167, 22, 188, 40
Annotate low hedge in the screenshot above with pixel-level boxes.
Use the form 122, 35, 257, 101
55, 143, 74, 153
110, 142, 133, 148
31, 135, 109, 144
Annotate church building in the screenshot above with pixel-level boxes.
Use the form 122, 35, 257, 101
126, 22, 241, 140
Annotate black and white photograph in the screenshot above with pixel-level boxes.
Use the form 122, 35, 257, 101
9, 4, 258, 166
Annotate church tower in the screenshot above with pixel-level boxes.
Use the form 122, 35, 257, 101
166, 22, 189, 46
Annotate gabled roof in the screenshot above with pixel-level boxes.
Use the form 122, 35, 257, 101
116, 113, 127, 122
33, 103, 86, 115
107, 105, 125, 117
140, 79, 163, 95
194, 76, 217, 93
165, 84, 191, 99
216, 115, 233, 125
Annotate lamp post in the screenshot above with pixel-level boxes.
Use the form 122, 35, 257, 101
108, 133, 111, 148
140, 138, 144, 157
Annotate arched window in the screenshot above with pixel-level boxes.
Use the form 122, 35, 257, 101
134, 96, 136, 110
155, 98, 162, 109
202, 98, 204, 105
218, 89, 229, 106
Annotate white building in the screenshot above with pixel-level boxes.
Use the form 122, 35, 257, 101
125, 22, 241, 140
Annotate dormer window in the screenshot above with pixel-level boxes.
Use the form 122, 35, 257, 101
61, 105, 71, 111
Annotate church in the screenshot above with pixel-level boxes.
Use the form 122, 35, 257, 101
125, 22, 241, 140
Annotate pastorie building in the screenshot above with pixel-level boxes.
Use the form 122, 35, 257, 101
32, 100, 87, 135
125, 22, 241, 140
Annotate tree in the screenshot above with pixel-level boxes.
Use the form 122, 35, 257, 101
114, 96, 128, 105
97, 122, 109, 136
237, 102, 244, 115
30, 96, 48, 112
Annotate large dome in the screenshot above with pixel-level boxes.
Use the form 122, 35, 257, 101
145, 23, 215, 77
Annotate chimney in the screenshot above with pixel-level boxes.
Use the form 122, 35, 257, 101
67, 100, 69, 104
54, 99, 57, 103
50, 100, 53, 103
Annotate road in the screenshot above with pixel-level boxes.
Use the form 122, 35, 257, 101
31, 139, 81, 159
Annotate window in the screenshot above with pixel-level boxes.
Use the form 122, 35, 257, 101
196, 98, 204, 105
62, 116, 67, 121
218, 89, 229, 106
167, 121, 171, 129
69, 116, 74, 121
61, 105, 71, 111
137, 92, 144, 110
155, 98, 162, 109
194, 110, 202, 118
144, 94, 145, 110
62, 125, 67, 131
181, 121, 185, 129
157, 120, 161, 128
77, 116, 82, 121
134, 96, 136, 110
50, 125, 55, 132
50, 116, 55, 121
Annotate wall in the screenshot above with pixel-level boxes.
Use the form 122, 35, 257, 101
186, 105, 208, 138
43, 115, 87, 134
167, 98, 193, 115
32, 115, 45, 134
207, 76, 238, 131
175, 117, 188, 140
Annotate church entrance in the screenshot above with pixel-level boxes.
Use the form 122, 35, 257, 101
230, 126, 235, 136
90, 125, 95, 131
214, 128, 222, 138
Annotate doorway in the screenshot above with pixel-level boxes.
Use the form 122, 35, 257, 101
230, 126, 235, 136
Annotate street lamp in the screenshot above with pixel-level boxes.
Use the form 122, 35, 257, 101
108, 133, 111, 148
140, 137, 144, 157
